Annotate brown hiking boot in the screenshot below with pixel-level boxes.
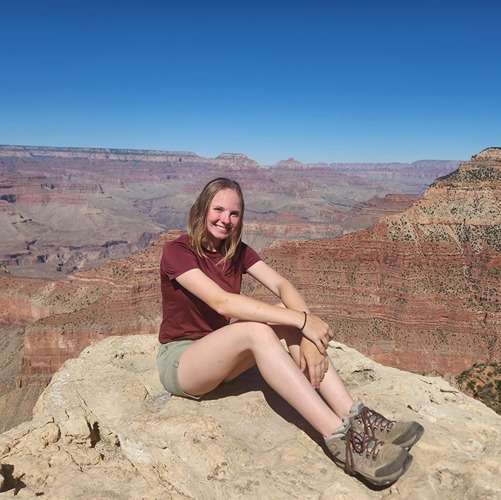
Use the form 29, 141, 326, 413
324, 418, 412, 486
349, 401, 424, 450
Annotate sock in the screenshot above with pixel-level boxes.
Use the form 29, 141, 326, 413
325, 416, 350, 440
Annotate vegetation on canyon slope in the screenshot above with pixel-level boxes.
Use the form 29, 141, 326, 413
456, 362, 501, 415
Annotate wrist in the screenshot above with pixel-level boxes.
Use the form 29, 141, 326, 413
300, 311, 307, 331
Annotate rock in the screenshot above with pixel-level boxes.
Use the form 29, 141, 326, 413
1, 334, 500, 499
255, 148, 501, 376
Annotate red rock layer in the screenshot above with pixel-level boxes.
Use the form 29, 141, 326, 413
13, 232, 181, 385
249, 148, 501, 376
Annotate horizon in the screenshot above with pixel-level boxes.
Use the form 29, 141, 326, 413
0, 143, 467, 165
1, 0, 500, 164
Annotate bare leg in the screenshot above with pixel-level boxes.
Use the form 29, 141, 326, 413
177, 321, 343, 436
274, 325, 354, 417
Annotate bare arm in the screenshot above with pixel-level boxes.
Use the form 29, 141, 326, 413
174, 264, 332, 355
246, 261, 309, 312
246, 261, 333, 343
247, 261, 332, 388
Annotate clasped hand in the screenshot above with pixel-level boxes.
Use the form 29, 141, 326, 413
299, 314, 333, 388
301, 313, 333, 355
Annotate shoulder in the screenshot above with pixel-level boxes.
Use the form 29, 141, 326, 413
161, 234, 200, 276
238, 241, 261, 269
166, 233, 190, 246
162, 234, 197, 263
164, 234, 192, 253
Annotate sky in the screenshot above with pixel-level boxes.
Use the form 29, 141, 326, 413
1, 0, 500, 165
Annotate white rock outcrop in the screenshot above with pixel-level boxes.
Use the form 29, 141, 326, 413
1, 335, 500, 499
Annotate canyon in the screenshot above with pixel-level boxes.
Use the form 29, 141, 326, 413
250, 147, 501, 376
0, 145, 453, 278
1, 145, 499, 434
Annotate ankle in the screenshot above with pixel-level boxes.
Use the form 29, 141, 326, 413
324, 417, 350, 440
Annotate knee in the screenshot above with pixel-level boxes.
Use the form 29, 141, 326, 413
246, 322, 279, 346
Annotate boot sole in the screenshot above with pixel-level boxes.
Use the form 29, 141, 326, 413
361, 453, 413, 486
399, 424, 425, 450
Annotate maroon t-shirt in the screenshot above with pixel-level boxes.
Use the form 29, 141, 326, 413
159, 234, 262, 343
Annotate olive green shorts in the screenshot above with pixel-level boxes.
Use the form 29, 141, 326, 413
157, 340, 201, 400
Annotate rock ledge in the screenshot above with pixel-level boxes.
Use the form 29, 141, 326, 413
1, 335, 500, 499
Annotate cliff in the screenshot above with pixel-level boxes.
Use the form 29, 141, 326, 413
0, 147, 494, 434
1, 335, 500, 499
251, 148, 501, 376
15, 232, 178, 383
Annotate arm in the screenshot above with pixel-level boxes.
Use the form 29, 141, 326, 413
246, 261, 333, 345
247, 261, 332, 388
246, 261, 309, 312
174, 265, 332, 355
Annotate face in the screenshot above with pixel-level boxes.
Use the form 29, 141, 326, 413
205, 188, 242, 251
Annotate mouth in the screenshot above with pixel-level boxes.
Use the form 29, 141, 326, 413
213, 224, 232, 233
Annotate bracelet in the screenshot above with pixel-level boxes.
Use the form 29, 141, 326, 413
300, 311, 308, 331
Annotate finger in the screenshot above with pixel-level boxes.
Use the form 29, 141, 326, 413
323, 357, 329, 372
317, 365, 324, 387
300, 353, 306, 372
315, 339, 326, 355
310, 365, 320, 388
308, 368, 316, 388
316, 363, 324, 387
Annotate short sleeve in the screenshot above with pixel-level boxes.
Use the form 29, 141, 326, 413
242, 243, 261, 272
161, 237, 200, 281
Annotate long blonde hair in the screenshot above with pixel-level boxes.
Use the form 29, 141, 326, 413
187, 178, 245, 262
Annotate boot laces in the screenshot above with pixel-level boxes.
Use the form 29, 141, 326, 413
344, 426, 383, 475
356, 406, 394, 436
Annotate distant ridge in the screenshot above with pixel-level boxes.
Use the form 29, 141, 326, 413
0, 144, 463, 167
0, 144, 201, 161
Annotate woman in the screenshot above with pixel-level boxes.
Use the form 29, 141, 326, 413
158, 178, 423, 486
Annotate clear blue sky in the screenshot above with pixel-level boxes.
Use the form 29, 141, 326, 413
1, 0, 500, 164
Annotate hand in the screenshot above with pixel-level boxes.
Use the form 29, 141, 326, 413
300, 337, 329, 389
300, 313, 333, 355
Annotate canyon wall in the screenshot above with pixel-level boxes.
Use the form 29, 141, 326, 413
6, 149, 500, 384
249, 148, 501, 376
0, 147, 493, 432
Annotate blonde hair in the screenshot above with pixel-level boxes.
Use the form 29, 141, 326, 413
187, 178, 245, 262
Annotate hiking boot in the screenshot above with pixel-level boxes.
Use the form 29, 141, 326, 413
349, 401, 424, 450
324, 418, 412, 486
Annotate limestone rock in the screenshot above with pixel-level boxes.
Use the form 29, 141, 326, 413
1, 335, 500, 499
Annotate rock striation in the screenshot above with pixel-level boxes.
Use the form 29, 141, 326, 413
14, 232, 179, 384
0, 145, 458, 278
1, 334, 500, 499
250, 148, 501, 376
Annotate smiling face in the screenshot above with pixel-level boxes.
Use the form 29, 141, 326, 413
204, 188, 242, 251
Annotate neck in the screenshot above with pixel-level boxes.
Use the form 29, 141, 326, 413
203, 238, 222, 253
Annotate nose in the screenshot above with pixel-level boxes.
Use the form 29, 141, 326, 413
220, 211, 231, 224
